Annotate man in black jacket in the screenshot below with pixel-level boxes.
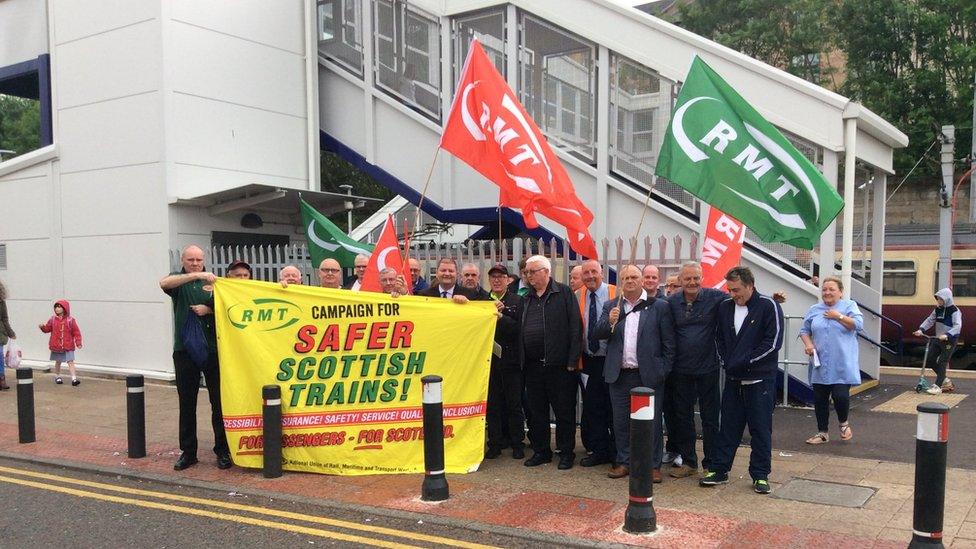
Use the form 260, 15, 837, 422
460, 263, 493, 300
520, 255, 582, 470
485, 264, 525, 459
417, 258, 480, 301
700, 266, 783, 494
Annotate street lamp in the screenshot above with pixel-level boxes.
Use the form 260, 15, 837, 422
338, 184, 353, 232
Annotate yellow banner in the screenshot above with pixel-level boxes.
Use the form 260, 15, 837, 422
214, 279, 496, 475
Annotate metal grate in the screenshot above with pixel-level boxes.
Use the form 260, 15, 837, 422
0, 244, 5, 270
317, 0, 365, 77
453, 8, 506, 88
373, 0, 442, 120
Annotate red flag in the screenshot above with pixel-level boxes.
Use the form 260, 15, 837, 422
359, 215, 404, 293
440, 39, 598, 259
700, 207, 746, 290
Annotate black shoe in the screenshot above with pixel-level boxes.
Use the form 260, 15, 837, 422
173, 453, 198, 471
71, 379, 81, 387
485, 447, 502, 459
511, 447, 525, 460
216, 453, 233, 470
557, 453, 575, 470
753, 479, 771, 494
579, 453, 611, 467
523, 452, 553, 467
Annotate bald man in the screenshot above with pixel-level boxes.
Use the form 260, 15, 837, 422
642, 265, 664, 298
159, 245, 230, 472
345, 254, 369, 290
318, 258, 342, 289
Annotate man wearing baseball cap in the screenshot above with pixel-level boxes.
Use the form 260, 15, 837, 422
226, 260, 252, 279
485, 263, 525, 460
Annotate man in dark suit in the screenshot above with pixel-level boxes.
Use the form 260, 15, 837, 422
417, 258, 480, 301
593, 264, 675, 482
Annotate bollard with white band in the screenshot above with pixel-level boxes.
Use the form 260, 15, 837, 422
909, 402, 950, 548
624, 386, 656, 534
262, 385, 283, 479
126, 375, 146, 458
421, 375, 448, 501
16, 368, 35, 444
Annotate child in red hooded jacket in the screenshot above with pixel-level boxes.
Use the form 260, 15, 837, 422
38, 300, 83, 386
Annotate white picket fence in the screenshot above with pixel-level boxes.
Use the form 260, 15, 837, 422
168, 234, 700, 286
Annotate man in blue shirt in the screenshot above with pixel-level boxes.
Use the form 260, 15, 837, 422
665, 262, 726, 478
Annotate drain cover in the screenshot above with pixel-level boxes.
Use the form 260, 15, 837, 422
773, 479, 876, 508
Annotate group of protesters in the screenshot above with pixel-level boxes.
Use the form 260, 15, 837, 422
161, 244, 877, 496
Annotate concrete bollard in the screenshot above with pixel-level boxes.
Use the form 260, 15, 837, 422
624, 387, 656, 534
126, 375, 147, 458
909, 402, 950, 548
262, 385, 283, 479
421, 375, 448, 501
16, 368, 35, 444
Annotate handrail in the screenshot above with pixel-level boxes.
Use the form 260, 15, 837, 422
854, 299, 904, 365
857, 330, 903, 366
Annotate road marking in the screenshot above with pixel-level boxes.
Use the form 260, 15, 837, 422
0, 473, 419, 548
0, 465, 496, 549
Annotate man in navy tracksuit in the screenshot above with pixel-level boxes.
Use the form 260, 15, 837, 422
700, 266, 783, 494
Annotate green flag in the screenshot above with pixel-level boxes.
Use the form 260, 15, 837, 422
655, 56, 843, 249
299, 197, 373, 268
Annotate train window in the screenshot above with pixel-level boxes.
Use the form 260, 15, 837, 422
935, 260, 976, 297
882, 261, 916, 297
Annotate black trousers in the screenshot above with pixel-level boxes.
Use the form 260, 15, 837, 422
668, 369, 720, 470
580, 355, 613, 457
925, 338, 956, 386
173, 350, 229, 457
813, 383, 850, 432
486, 362, 525, 450
524, 360, 578, 455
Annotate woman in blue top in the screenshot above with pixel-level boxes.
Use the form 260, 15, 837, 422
798, 276, 863, 444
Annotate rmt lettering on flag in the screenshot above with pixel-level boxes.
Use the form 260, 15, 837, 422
440, 39, 597, 259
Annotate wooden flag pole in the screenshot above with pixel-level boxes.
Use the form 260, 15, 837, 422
610, 180, 656, 333
414, 148, 442, 232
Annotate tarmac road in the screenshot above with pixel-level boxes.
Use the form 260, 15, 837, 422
0, 458, 546, 549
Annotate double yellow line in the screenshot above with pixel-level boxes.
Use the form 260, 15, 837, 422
0, 465, 496, 549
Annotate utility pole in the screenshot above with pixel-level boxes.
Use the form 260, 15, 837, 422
938, 125, 955, 290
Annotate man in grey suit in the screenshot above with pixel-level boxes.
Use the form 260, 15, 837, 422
593, 264, 676, 482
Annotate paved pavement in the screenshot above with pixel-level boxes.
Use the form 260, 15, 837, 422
1, 370, 975, 548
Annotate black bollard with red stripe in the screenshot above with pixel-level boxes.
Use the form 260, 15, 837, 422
909, 402, 949, 548
624, 387, 656, 534
16, 368, 35, 444
262, 385, 283, 479
126, 375, 146, 458
421, 375, 448, 501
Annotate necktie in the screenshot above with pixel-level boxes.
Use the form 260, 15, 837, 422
441, 291, 448, 298
587, 291, 600, 354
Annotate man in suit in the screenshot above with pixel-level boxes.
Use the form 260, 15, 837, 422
593, 264, 675, 482
417, 258, 479, 301
345, 253, 369, 290
576, 259, 616, 468
700, 266, 783, 495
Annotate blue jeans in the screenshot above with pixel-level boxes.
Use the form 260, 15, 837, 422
711, 378, 775, 481
608, 370, 663, 468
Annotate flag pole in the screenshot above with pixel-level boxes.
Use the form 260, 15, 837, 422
414, 146, 442, 233
610, 179, 656, 333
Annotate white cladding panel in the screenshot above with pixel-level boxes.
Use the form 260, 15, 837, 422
62, 301, 175, 373
53, 0, 158, 46
168, 93, 308, 197
4, 299, 60, 362
373, 100, 443, 203
60, 164, 166, 237
62, 233, 168, 302
54, 19, 161, 110
57, 91, 162, 174
319, 72, 367, 153
170, 21, 306, 117
0, 0, 48, 66
0, 168, 52, 240
0, 240, 55, 301
168, 0, 305, 54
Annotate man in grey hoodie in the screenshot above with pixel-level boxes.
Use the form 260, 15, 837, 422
913, 288, 960, 394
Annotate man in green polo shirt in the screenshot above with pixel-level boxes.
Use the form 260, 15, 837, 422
159, 244, 231, 471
